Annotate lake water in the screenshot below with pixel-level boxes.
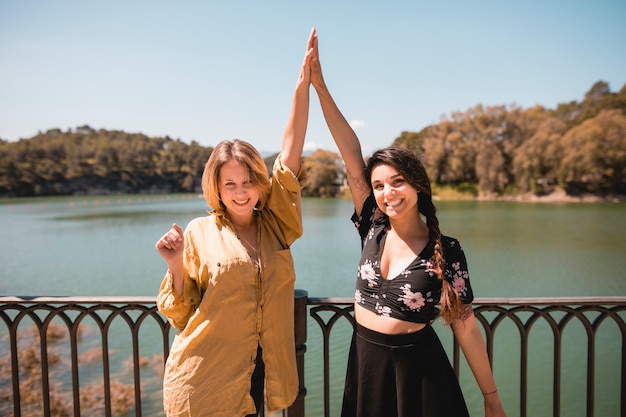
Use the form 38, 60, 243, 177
1, 195, 625, 416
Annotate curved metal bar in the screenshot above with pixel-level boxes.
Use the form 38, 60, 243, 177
309, 304, 354, 417
2, 296, 625, 417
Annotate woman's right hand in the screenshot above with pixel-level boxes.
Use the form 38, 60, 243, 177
155, 223, 184, 267
310, 29, 325, 91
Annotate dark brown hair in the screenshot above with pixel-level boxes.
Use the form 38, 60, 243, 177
364, 146, 462, 324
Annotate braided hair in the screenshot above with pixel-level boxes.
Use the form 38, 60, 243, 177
364, 146, 462, 325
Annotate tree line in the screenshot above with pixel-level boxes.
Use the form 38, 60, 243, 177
393, 81, 626, 197
0, 126, 214, 196
1, 81, 624, 198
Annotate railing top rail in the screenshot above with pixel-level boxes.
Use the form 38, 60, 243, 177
1, 295, 626, 306
473, 296, 626, 305
307, 296, 626, 306
0, 295, 158, 304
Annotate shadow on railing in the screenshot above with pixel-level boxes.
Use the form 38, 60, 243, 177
1, 294, 625, 417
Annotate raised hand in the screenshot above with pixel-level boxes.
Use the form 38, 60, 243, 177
155, 223, 184, 267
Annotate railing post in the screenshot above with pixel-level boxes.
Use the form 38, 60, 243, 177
286, 289, 307, 417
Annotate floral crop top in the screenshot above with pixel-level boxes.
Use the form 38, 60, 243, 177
352, 194, 474, 324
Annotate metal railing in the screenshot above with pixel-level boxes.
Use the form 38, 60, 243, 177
1, 294, 625, 417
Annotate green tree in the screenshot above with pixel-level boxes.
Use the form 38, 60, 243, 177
392, 128, 430, 153
302, 149, 341, 197
512, 117, 567, 193
558, 109, 626, 194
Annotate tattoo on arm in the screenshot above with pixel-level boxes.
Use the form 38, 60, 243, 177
347, 172, 370, 200
461, 303, 474, 321
348, 172, 368, 192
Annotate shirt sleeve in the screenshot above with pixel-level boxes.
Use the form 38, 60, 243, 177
351, 193, 386, 243
156, 230, 202, 331
264, 153, 306, 246
442, 237, 475, 304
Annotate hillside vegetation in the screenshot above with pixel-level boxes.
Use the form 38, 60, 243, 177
393, 81, 626, 198
1, 81, 624, 199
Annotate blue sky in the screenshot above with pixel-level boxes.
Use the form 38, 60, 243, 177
1, 0, 625, 155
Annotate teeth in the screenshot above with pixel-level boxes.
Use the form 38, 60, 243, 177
235, 199, 248, 205
386, 199, 402, 208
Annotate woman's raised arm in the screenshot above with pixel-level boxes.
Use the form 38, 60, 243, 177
310, 31, 369, 215
280, 27, 316, 174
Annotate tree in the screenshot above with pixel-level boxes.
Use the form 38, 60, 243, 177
302, 149, 342, 197
475, 141, 507, 194
392, 128, 430, 153
512, 117, 567, 193
558, 109, 626, 194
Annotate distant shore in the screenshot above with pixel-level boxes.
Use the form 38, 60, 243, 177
1, 189, 624, 203
478, 189, 625, 203
434, 187, 626, 203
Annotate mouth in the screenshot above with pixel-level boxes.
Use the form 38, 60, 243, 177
233, 199, 250, 206
385, 198, 403, 210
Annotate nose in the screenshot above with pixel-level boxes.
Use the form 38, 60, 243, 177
383, 183, 393, 197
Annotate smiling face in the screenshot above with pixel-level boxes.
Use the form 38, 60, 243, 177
370, 163, 419, 220
218, 159, 260, 221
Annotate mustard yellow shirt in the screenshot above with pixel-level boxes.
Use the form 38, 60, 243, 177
157, 155, 305, 417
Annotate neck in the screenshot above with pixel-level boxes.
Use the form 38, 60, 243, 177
226, 211, 257, 230
388, 212, 429, 240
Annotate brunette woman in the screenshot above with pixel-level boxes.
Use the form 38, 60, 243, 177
310, 31, 507, 417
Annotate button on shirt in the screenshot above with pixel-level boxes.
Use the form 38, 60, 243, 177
157, 155, 305, 417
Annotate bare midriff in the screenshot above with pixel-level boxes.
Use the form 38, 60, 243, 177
354, 303, 428, 335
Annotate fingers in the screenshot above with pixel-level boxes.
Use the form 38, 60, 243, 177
307, 27, 319, 63
156, 235, 182, 251
311, 27, 318, 57
307, 27, 317, 50
155, 223, 184, 251
303, 27, 318, 64
306, 28, 323, 87
300, 27, 319, 84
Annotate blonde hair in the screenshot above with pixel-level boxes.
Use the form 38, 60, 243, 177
202, 139, 271, 212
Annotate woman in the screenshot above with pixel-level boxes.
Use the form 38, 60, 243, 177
309, 33, 507, 417
154, 28, 316, 417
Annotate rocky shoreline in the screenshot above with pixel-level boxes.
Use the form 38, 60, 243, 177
475, 188, 626, 203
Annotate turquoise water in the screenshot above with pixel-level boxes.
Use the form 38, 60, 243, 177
2, 195, 624, 298
1, 195, 625, 416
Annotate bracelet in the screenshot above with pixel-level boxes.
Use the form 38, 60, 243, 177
482, 389, 498, 396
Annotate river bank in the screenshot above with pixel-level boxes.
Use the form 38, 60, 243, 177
481, 189, 626, 203
433, 186, 626, 203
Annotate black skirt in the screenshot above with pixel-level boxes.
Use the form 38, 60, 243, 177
341, 324, 470, 417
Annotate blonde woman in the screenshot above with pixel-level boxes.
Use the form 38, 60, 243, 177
154, 29, 315, 417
